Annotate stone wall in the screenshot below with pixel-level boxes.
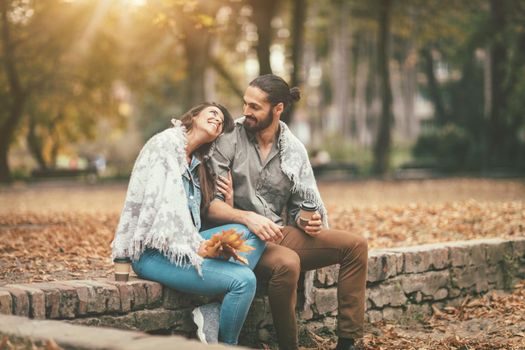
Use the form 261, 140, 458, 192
1, 238, 524, 347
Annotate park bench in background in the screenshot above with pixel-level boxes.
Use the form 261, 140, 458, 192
31, 167, 99, 183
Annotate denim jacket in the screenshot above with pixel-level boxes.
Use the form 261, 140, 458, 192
181, 155, 202, 231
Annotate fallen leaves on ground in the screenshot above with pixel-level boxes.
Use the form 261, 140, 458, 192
358, 281, 525, 350
329, 200, 524, 249
0, 199, 523, 283
1, 180, 525, 350
0, 212, 116, 284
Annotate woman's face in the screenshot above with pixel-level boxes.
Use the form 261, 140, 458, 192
193, 106, 225, 141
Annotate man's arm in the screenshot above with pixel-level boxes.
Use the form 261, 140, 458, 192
207, 130, 283, 242
208, 199, 283, 242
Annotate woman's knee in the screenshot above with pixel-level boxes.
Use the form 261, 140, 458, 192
231, 267, 257, 293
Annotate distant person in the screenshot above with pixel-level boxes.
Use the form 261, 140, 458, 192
207, 75, 368, 350
111, 102, 266, 346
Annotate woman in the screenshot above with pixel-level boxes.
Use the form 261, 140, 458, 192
111, 102, 266, 345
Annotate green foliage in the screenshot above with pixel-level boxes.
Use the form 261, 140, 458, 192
413, 124, 473, 170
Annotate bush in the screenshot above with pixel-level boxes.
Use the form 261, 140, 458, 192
413, 124, 473, 170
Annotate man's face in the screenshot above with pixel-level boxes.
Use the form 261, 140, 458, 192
242, 86, 274, 132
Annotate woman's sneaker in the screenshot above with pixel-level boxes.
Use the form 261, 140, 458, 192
192, 302, 220, 344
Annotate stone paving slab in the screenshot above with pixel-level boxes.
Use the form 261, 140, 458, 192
0, 314, 238, 349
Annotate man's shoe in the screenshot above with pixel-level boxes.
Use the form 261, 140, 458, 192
335, 337, 357, 350
192, 302, 220, 344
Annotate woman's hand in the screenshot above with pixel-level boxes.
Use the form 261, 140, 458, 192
198, 239, 221, 258
198, 240, 210, 257
217, 172, 234, 207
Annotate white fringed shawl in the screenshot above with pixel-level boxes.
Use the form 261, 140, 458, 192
275, 120, 329, 312
111, 122, 204, 270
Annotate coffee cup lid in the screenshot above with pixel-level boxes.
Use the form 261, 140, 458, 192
300, 201, 318, 211
113, 257, 131, 263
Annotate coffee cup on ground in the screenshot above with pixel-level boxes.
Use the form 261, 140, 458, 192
299, 201, 318, 227
114, 257, 131, 282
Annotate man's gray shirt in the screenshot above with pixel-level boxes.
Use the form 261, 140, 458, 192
212, 122, 305, 225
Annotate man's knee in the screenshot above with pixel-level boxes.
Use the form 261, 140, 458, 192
354, 234, 368, 254
273, 250, 301, 282
340, 233, 368, 265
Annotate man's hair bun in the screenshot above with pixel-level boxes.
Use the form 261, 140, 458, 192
290, 87, 301, 102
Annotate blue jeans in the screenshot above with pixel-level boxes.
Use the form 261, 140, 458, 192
132, 224, 266, 345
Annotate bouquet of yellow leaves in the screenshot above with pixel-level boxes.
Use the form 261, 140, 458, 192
201, 229, 255, 265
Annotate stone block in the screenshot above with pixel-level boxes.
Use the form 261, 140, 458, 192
163, 288, 212, 310
143, 281, 163, 307
72, 308, 192, 333
315, 266, 339, 286
60, 281, 91, 316
244, 296, 272, 330
399, 270, 450, 297
300, 304, 314, 321
447, 240, 485, 267
382, 307, 403, 321
367, 250, 401, 283
387, 243, 449, 274
449, 288, 461, 298
368, 281, 407, 308
1, 286, 29, 317
486, 264, 506, 289
81, 280, 120, 313
136, 309, 191, 332
450, 265, 489, 293
26, 283, 61, 318
48, 282, 79, 318
512, 238, 525, 258
0, 290, 12, 315
405, 303, 431, 320
434, 288, 448, 300
6, 285, 45, 319
366, 310, 383, 323
65, 281, 110, 315
483, 239, 512, 265
314, 288, 337, 315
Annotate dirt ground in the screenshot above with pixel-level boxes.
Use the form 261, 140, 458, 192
1, 177, 525, 349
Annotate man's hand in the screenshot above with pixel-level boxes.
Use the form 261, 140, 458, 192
297, 212, 323, 237
244, 211, 283, 242
216, 172, 233, 207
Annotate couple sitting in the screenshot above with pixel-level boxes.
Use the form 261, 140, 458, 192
111, 74, 368, 350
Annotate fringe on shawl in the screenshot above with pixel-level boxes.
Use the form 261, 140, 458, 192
277, 121, 329, 312
111, 123, 204, 275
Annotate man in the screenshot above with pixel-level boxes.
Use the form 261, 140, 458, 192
208, 74, 368, 350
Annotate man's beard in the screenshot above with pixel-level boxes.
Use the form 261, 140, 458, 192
243, 109, 273, 132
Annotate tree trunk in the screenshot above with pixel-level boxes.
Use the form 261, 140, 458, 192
283, 0, 306, 124
373, 0, 393, 175
0, 0, 26, 182
182, 29, 211, 110
354, 33, 372, 147
250, 0, 278, 75
488, 0, 508, 165
26, 115, 49, 170
421, 47, 447, 125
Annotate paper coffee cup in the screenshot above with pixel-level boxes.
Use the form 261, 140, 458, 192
114, 257, 131, 282
299, 201, 318, 226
